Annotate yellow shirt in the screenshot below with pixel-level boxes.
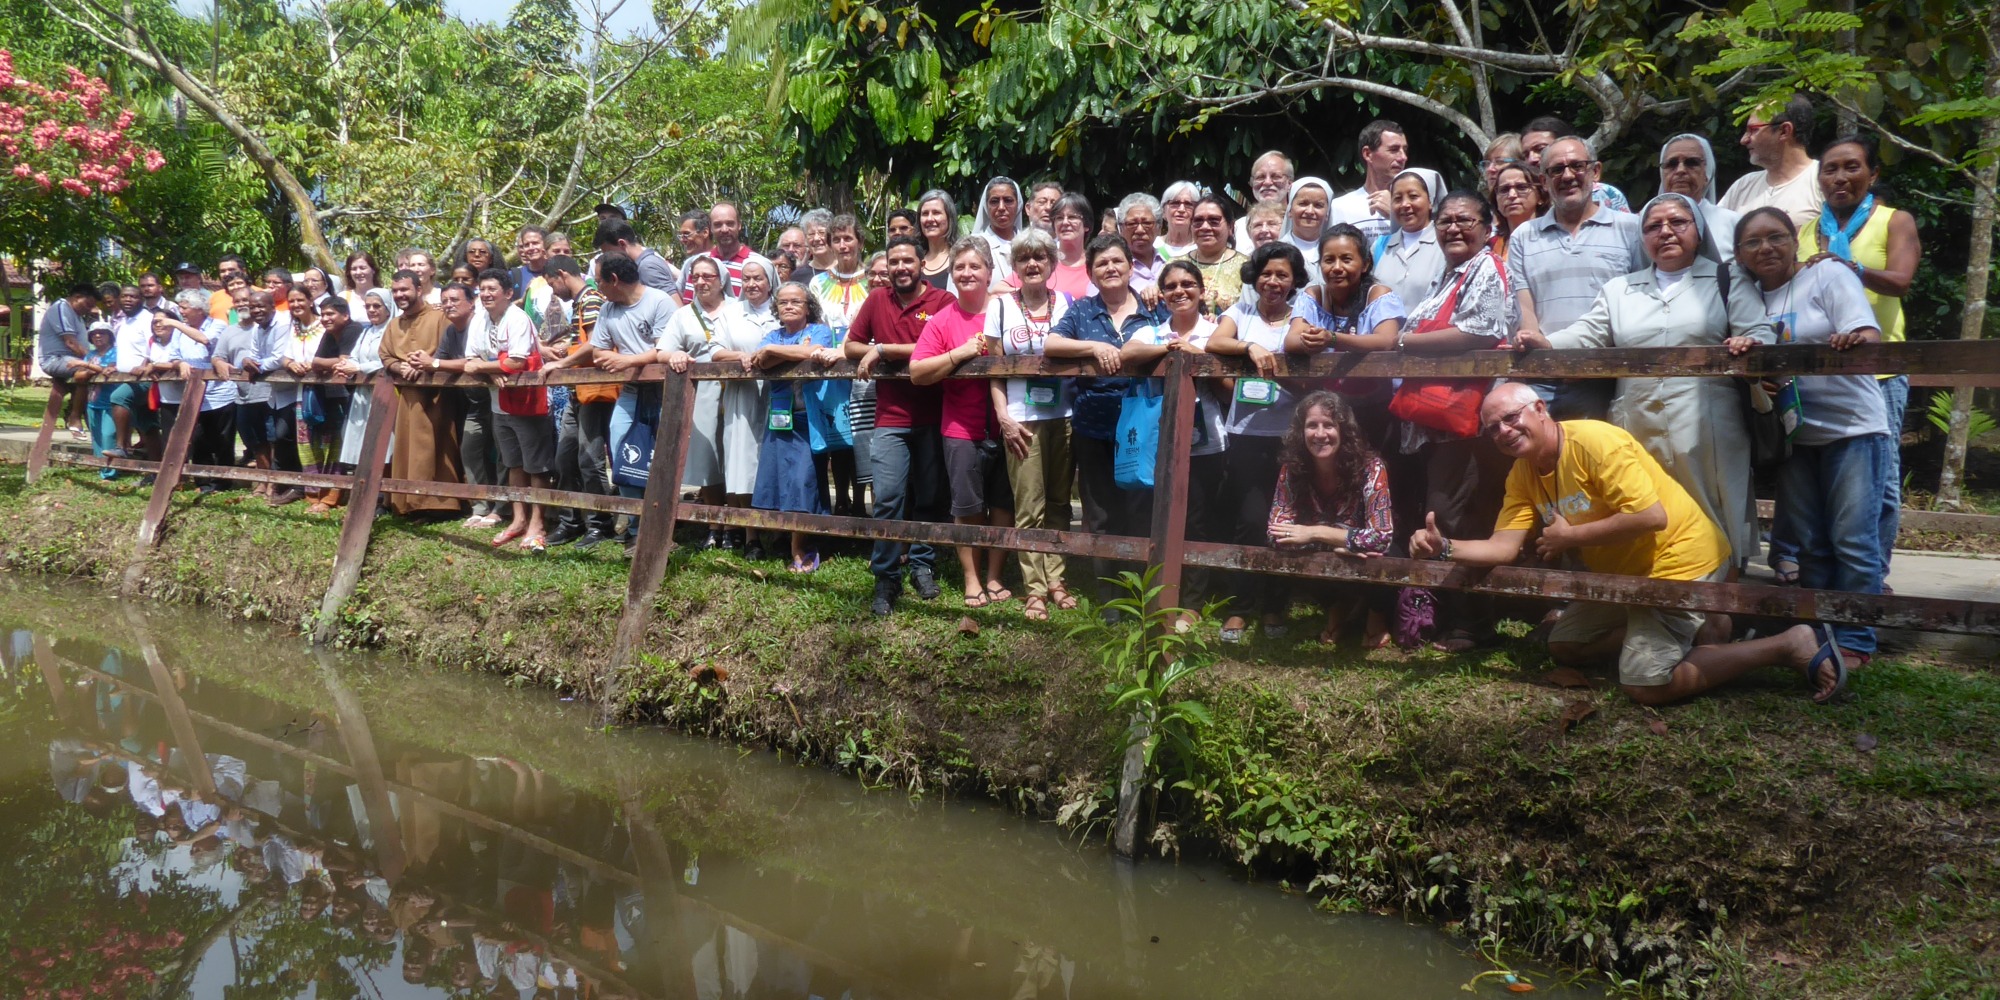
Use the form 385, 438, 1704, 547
1796, 202, 1905, 349
1496, 420, 1729, 581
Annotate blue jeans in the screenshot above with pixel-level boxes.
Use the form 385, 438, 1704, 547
1778, 433, 1889, 653
1876, 374, 1909, 573
868, 425, 945, 585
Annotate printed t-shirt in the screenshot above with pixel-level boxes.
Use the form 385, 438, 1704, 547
469, 303, 538, 412
910, 301, 995, 441
1496, 419, 1728, 580
1756, 261, 1886, 446
844, 285, 957, 429
984, 291, 1073, 422
596, 286, 680, 357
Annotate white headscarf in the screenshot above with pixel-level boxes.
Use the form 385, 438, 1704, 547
361, 286, 400, 330
971, 176, 1024, 240
738, 253, 780, 329
1659, 133, 1719, 204
1280, 176, 1337, 243
1391, 168, 1447, 229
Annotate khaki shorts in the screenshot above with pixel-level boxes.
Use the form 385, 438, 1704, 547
1548, 568, 1727, 687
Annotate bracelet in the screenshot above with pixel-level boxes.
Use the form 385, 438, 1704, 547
1438, 538, 1454, 561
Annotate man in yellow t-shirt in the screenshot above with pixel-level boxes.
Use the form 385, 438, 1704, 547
1409, 383, 1847, 705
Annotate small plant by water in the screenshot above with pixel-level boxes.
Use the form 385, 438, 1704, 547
1069, 568, 1219, 797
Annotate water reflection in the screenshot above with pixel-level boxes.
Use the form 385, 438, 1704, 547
0, 588, 1593, 999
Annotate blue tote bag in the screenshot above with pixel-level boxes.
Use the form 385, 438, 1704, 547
1113, 381, 1162, 490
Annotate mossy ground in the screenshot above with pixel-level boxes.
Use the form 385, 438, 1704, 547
2, 459, 1995, 997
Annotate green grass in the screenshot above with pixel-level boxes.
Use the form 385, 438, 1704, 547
2, 461, 1997, 998
0, 385, 51, 428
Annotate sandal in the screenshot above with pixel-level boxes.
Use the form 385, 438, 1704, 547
1806, 623, 1848, 704
1049, 587, 1078, 611
1023, 595, 1049, 621
1773, 558, 1800, 586
492, 523, 527, 546
788, 554, 820, 574
521, 533, 546, 554
963, 591, 991, 609
1219, 618, 1248, 645
984, 584, 1013, 603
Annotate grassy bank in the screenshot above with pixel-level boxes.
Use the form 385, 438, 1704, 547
2, 460, 1995, 997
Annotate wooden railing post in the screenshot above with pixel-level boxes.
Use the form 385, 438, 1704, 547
1114, 352, 1199, 860
24, 382, 64, 484
313, 376, 400, 646
136, 375, 206, 548
600, 370, 699, 722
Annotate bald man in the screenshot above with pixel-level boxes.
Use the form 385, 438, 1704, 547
1409, 384, 1849, 706
1234, 150, 1295, 252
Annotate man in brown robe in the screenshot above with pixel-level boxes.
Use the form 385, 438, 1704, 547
378, 270, 464, 516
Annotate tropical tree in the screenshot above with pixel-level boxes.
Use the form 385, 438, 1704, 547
1680, 0, 1999, 506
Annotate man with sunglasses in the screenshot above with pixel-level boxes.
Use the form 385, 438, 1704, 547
1507, 135, 1645, 420
1410, 383, 1849, 706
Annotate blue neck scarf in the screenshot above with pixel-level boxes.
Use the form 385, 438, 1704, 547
1817, 193, 1875, 261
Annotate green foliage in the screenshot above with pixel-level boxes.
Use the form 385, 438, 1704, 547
1926, 388, 1999, 440
1069, 567, 1218, 786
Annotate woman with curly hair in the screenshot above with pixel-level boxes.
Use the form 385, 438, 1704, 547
1268, 390, 1395, 647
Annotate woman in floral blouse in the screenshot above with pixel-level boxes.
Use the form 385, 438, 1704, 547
1268, 390, 1394, 647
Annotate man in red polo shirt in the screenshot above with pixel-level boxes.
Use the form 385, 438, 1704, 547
694, 200, 754, 298
844, 234, 960, 616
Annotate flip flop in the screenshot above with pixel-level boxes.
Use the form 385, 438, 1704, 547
788, 554, 820, 574
521, 534, 546, 554
492, 523, 527, 546
984, 584, 1013, 603
963, 591, 990, 609
1773, 559, 1800, 586
1219, 625, 1246, 645
1806, 623, 1848, 704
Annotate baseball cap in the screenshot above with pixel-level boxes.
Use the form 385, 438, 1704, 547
173, 261, 202, 274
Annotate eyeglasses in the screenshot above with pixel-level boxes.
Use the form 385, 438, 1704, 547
1482, 403, 1535, 438
1742, 122, 1771, 136
1736, 233, 1795, 252
1543, 159, 1597, 178
1122, 217, 1159, 230
1164, 199, 1198, 209
1434, 214, 1486, 232
1494, 182, 1537, 197
1191, 214, 1227, 227
1478, 157, 1521, 172
1661, 156, 1707, 172
1642, 217, 1696, 235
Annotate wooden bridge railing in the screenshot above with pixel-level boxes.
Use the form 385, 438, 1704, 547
23, 341, 2000, 646
21, 339, 2000, 856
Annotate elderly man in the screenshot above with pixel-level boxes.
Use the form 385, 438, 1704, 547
1508, 135, 1645, 420
1233, 150, 1295, 252
1410, 384, 1848, 705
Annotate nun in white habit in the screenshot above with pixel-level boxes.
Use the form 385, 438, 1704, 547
1536, 193, 1776, 565
1659, 133, 1742, 264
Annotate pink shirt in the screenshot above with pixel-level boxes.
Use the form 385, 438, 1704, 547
1050, 259, 1095, 300
910, 302, 994, 441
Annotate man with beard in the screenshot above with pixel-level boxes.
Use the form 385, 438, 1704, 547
378, 270, 464, 517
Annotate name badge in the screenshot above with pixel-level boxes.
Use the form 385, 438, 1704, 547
1025, 378, 1060, 408
1235, 378, 1277, 405
767, 407, 794, 432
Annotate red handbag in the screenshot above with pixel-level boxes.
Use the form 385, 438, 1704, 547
1387, 251, 1500, 438
497, 339, 549, 417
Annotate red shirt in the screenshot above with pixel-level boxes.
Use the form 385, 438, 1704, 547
846, 285, 958, 429
909, 302, 994, 440
683, 244, 754, 302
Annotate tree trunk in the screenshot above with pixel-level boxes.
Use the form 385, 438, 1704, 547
1935, 1, 2000, 509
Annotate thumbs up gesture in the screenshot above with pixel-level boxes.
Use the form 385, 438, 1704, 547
1408, 511, 1446, 560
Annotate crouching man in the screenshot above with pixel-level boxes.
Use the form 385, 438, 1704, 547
1409, 383, 1847, 705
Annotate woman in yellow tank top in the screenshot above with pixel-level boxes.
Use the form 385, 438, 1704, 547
1791, 135, 1923, 582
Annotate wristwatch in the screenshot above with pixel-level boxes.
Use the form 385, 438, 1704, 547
431, 357, 441, 369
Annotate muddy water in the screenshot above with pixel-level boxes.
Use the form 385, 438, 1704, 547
0, 578, 1593, 999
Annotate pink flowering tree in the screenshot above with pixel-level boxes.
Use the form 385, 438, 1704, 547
0, 49, 164, 199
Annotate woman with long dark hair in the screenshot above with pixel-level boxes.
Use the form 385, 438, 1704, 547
1269, 390, 1394, 646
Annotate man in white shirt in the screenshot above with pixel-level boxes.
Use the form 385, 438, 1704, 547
1232, 150, 1295, 252
1329, 120, 1408, 242
1721, 94, 1824, 234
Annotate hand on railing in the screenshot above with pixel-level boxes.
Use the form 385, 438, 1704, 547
1514, 328, 1551, 352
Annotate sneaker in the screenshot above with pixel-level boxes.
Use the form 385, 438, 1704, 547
743, 542, 767, 561
870, 581, 899, 617
544, 523, 585, 547
910, 567, 941, 601
575, 529, 612, 550
266, 488, 304, 507
703, 531, 724, 550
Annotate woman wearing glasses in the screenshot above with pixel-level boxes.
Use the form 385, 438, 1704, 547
1158, 181, 1203, 259
1658, 134, 1741, 263
1517, 194, 1776, 576
1182, 195, 1248, 315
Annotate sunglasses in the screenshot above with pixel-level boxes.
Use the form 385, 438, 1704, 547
1662, 156, 1707, 172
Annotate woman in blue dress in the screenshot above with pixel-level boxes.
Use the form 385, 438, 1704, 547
747, 281, 846, 572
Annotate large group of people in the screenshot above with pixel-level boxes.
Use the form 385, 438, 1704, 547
31, 97, 1925, 707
